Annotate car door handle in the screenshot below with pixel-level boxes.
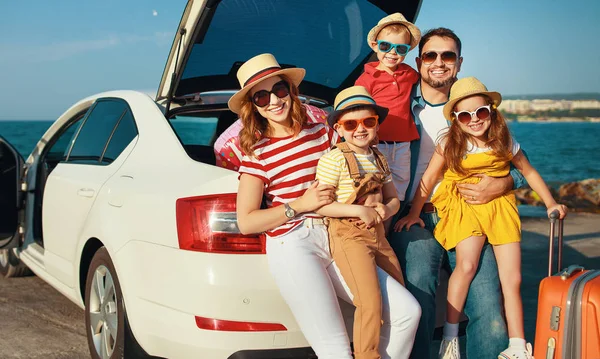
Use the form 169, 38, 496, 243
77, 188, 95, 198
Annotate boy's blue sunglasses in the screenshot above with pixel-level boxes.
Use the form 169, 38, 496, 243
377, 40, 410, 56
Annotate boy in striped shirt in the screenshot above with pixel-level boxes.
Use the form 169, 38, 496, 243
315, 86, 418, 359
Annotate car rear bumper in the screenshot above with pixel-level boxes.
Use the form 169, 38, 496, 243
228, 347, 316, 359
114, 240, 312, 358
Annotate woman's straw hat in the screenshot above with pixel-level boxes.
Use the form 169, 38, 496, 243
227, 53, 306, 114
367, 13, 421, 50
443, 77, 503, 121
327, 86, 388, 126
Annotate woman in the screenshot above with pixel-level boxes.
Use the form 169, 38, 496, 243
232, 53, 420, 359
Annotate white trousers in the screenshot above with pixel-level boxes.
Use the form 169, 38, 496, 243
377, 142, 411, 201
266, 222, 421, 359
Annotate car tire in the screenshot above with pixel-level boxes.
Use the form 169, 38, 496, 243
84, 247, 127, 359
0, 248, 33, 278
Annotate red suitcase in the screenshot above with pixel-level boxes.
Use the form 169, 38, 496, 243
534, 211, 600, 358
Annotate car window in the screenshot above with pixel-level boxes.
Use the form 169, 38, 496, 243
101, 109, 138, 164
45, 117, 85, 164
171, 115, 218, 146
169, 113, 222, 165
67, 100, 127, 164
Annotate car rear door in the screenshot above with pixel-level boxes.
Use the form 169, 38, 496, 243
0, 135, 24, 249
42, 98, 138, 288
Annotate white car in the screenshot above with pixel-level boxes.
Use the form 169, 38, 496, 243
0, 0, 422, 358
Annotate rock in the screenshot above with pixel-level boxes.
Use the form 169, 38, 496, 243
514, 186, 559, 207
515, 179, 600, 213
557, 179, 600, 213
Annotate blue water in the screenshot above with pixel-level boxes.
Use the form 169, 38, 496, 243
2, 120, 599, 187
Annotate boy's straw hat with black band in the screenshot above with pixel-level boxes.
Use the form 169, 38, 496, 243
443, 77, 503, 121
327, 86, 389, 127
228, 53, 306, 114
367, 12, 421, 50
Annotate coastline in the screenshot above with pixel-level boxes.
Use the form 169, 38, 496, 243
507, 116, 600, 123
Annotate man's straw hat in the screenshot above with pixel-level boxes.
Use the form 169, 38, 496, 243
367, 13, 421, 50
443, 77, 503, 121
228, 53, 305, 114
327, 86, 388, 127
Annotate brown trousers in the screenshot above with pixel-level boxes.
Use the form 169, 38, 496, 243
327, 143, 404, 359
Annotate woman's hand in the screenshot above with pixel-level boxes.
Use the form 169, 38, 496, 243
356, 206, 382, 229
394, 214, 424, 232
547, 204, 568, 219
294, 180, 335, 213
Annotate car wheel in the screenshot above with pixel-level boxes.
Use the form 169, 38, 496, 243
85, 247, 126, 359
0, 248, 32, 278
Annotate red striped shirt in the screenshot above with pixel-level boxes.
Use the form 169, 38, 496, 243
239, 123, 338, 237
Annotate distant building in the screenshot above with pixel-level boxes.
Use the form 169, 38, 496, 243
571, 100, 600, 109
500, 100, 531, 114
501, 99, 600, 114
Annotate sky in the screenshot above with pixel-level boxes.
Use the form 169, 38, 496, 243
1, 0, 599, 120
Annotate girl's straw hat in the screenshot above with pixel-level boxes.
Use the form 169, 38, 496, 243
327, 86, 388, 126
367, 13, 421, 50
443, 77, 503, 121
228, 53, 306, 114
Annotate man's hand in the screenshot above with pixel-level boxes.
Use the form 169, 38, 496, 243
394, 214, 425, 232
456, 174, 513, 204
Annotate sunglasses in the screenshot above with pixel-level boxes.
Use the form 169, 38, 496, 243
337, 115, 379, 132
421, 51, 458, 65
453, 105, 491, 124
251, 81, 290, 107
377, 40, 410, 56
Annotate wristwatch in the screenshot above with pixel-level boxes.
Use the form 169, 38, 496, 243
284, 203, 297, 219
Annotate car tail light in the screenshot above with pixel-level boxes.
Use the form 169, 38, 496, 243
176, 193, 265, 254
195, 316, 287, 332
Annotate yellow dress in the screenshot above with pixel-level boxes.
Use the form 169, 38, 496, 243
431, 151, 521, 250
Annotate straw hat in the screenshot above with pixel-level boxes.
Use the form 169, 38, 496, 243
227, 53, 306, 114
367, 13, 421, 50
443, 77, 503, 121
327, 86, 388, 127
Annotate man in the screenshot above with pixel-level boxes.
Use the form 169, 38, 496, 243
389, 28, 526, 359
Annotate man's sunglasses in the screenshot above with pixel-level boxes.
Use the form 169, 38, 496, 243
337, 115, 379, 131
252, 81, 290, 107
453, 105, 491, 124
377, 40, 410, 56
421, 51, 458, 65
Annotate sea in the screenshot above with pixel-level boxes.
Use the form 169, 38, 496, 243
1, 119, 599, 189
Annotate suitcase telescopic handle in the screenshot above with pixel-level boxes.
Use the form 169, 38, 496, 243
548, 210, 565, 277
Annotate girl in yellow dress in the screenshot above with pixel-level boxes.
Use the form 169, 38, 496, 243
395, 77, 568, 359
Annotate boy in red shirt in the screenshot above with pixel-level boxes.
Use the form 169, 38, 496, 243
356, 13, 421, 213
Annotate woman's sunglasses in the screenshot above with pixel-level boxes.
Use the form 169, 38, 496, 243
251, 81, 290, 107
377, 40, 410, 56
337, 115, 379, 131
421, 51, 458, 65
453, 105, 491, 124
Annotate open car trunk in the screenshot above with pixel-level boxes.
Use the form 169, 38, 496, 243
157, 0, 422, 112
